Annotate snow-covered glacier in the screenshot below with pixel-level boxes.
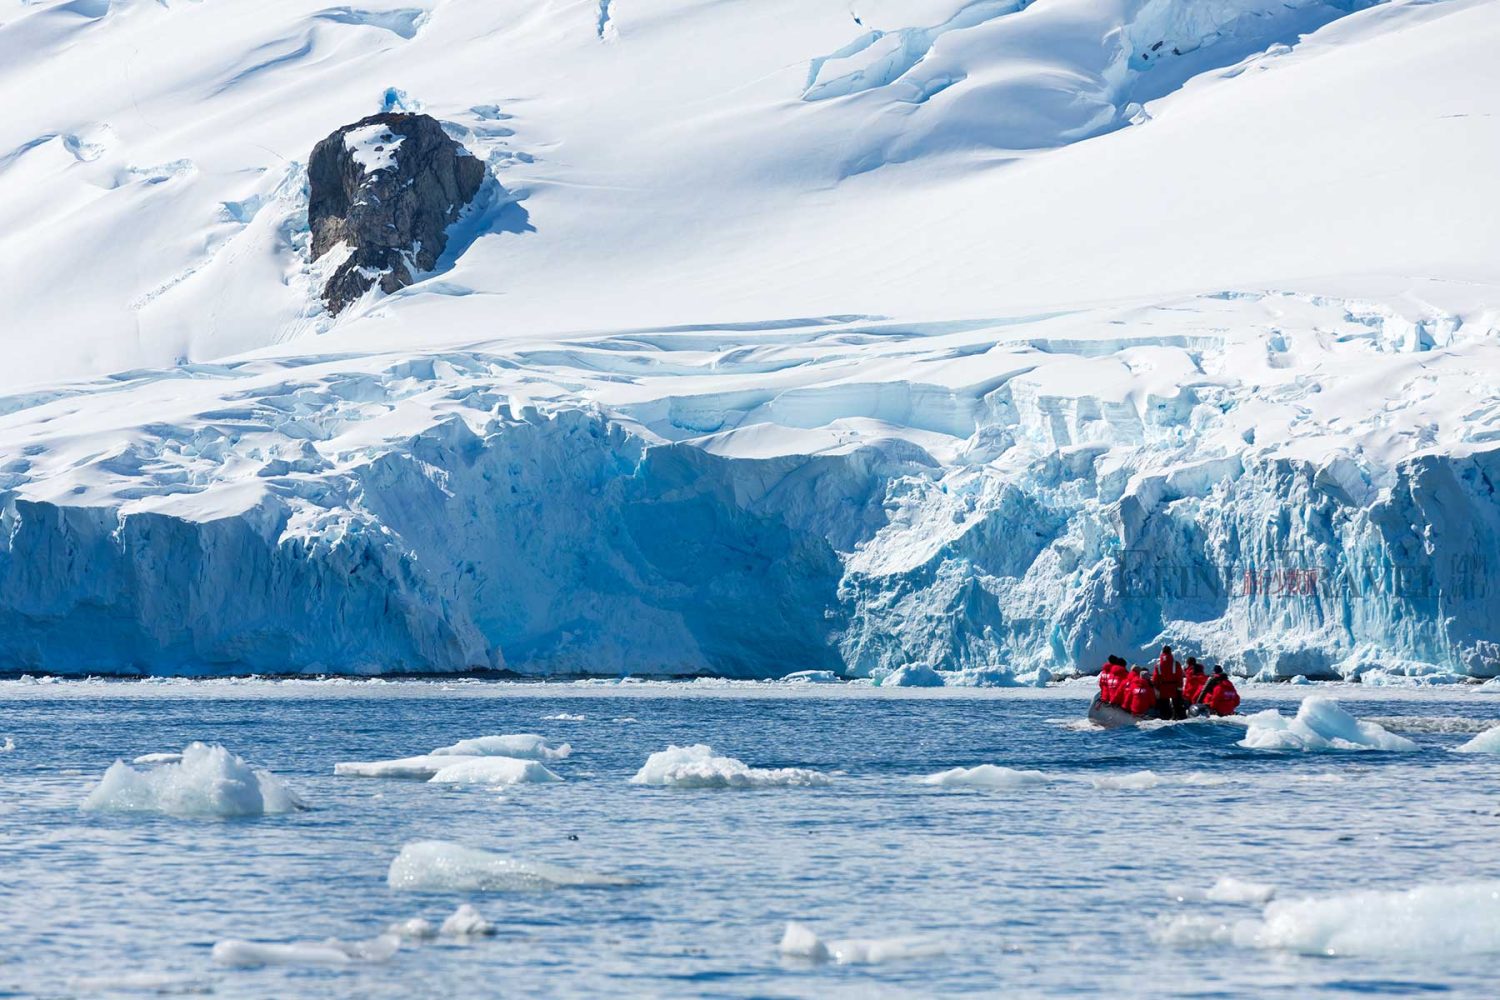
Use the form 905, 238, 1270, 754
1, 0, 1498, 678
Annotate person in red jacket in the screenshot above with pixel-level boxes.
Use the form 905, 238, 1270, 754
1152, 648, 1186, 720
1182, 661, 1208, 704
1098, 657, 1120, 704
1204, 667, 1240, 716
1125, 667, 1157, 717
1108, 659, 1133, 708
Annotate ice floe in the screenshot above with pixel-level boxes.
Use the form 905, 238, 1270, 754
131, 752, 183, 765
440, 904, 496, 937
427, 757, 563, 786
387, 840, 635, 892
629, 744, 830, 789
1168, 877, 1276, 905
1239, 698, 1418, 752
83, 743, 305, 817
920, 765, 1047, 790
212, 934, 400, 967
542, 713, 586, 721
430, 734, 571, 760
1454, 724, 1500, 754
335, 754, 475, 779
1, 736, 13, 752
778, 922, 948, 964
1238, 881, 1500, 957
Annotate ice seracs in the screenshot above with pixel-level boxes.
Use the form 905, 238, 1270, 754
630, 745, 830, 789
83, 742, 305, 817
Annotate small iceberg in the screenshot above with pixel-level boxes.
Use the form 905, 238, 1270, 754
1237, 880, 1500, 956
387, 840, 635, 892
389, 904, 496, 940
430, 733, 571, 760
779, 921, 948, 964
83, 742, 305, 817
212, 934, 399, 968
131, 752, 183, 765
920, 765, 1046, 790
1167, 876, 1276, 905
440, 904, 496, 937
427, 757, 563, 786
335, 754, 473, 779
630, 744, 830, 789
1454, 724, 1500, 754
1239, 698, 1418, 752
1090, 770, 1163, 791
779, 670, 841, 684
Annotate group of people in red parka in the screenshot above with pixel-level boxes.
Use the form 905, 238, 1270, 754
1096, 645, 1240, 719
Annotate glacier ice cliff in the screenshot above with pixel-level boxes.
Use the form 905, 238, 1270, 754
0, 295, 1496, 679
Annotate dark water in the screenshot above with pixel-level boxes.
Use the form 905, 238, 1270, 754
1, 682, 1497, 998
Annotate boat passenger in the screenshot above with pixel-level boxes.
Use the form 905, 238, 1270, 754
1125, 667, 1157, 717
1204, 668, 1240, 716
1152, 652, 1186, 720
1182, 662, 1208, 704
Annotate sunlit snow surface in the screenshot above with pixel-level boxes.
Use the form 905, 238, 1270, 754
3, 681, 1500, 998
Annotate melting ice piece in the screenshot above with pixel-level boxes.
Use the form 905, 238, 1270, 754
630, 744, 830, 789
440, 904, 496, 937
1239, 698, 1418, 752
1167, 876, 1276, 904
427, 757, 563, 786
430, 734, 571, 760
387, 917, 438, 940
1090, 770, 1163, 791
779, 922, 948, 965
920, 765, 1047, 790
542, 713, 586, 721
387, 840, 635, 892
335, 754, 481, 779
131, 752, 183, 765
1235, 880, 1500, 956
83, 743, 305, 817
212, 934, 400, 967
1454, 724, 1500, 754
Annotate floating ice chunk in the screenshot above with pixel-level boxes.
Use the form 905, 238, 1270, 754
778, 922, 947, 965
921, 765, 1046, 790
1235, 881, 1500, 956
212, 934, 399, 967
387, 841, 635, 892
629, 744, 830, 789
335, 754, 480, 779
427, 757, 563, 786
1240, 698, 1417, 752
1168, 877, 1276, 904
1090, 770, 1163, 790
1454, 724, 1500, 754
1, 736, 13, 752
83, 743, 305, 817
430, 734, 571, 760
67, 971, 211, 993
1152, 914, 1236, 947
387, 917, 437, 940
131, 752, 182, 765
542, 713, 586, 721
779, 670, 841, 684
440, 904, 495, 937
874, 664, 944, 687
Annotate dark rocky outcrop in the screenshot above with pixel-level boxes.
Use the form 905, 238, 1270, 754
308, 112, 485, 313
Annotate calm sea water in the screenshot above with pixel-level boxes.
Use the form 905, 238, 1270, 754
1, 681, 1497, 999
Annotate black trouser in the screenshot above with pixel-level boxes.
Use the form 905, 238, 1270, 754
1157, 694, 1185, 720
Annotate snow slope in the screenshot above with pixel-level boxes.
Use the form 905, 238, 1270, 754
0, 0, 1498, 676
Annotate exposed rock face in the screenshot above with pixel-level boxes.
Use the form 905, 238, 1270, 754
308, 112, 485, 313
